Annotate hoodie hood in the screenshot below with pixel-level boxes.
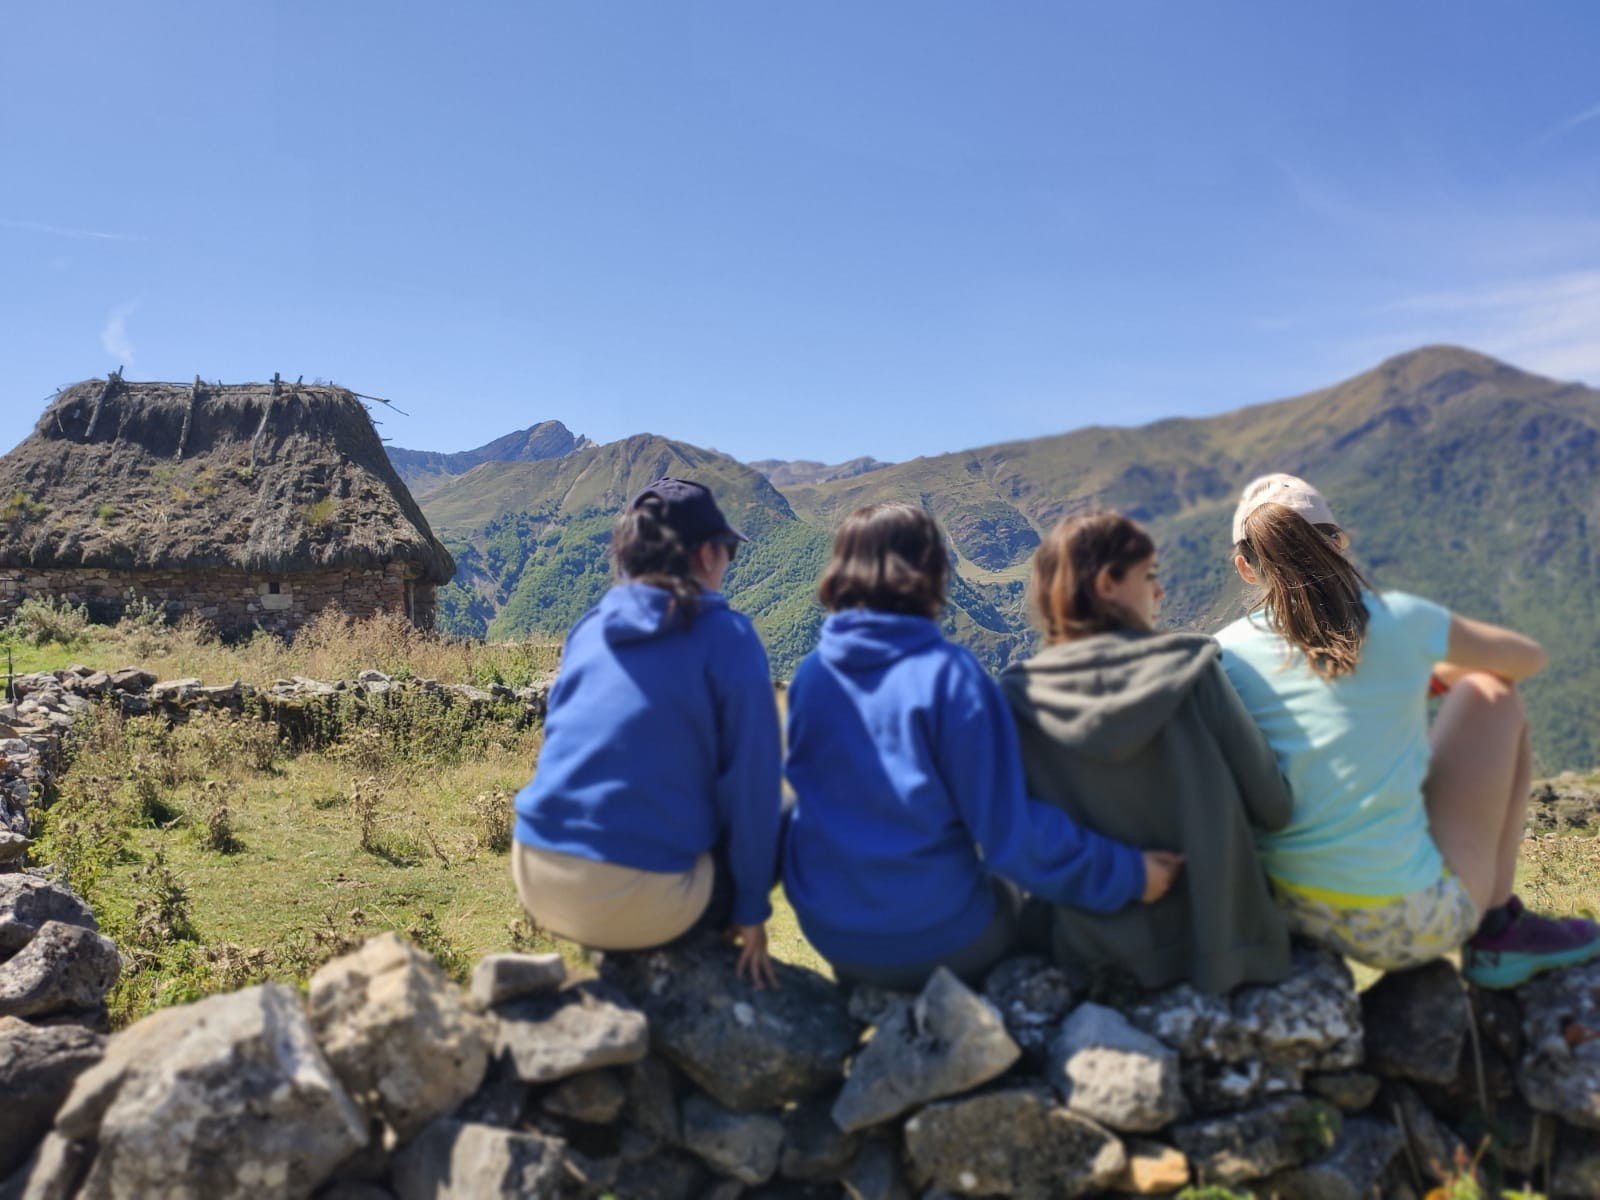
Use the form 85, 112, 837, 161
818, 609, 944, 672
599, 582, 728, 645
1001, 630, 1219, 764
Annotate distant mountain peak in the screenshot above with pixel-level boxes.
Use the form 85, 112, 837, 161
387, 420, 588, 497
750, 456, 895, 488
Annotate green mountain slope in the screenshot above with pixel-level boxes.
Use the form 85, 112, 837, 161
411, 347, 1600, 771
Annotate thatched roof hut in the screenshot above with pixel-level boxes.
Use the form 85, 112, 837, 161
0, 376, 454, 633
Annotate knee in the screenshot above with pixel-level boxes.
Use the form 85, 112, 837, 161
1453, 671, 1524, 715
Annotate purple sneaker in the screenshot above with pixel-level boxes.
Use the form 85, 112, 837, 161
1462, 896, 1600, 989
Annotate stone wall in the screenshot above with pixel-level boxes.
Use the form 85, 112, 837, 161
0, 563, 438, 635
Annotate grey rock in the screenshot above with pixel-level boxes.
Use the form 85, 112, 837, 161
0, 921, 120, 1019
314, 1185, 397, 1200
0, 1017, 105, 1177
602, 934, 857, 1112
540, 1068, 627, 1124
1171, 1095, 1342, 1187
0, 1134, 92, 1200
390, 1119, 565, 1200
1048, 1002, 1184, 1133
982, 954, 1075, 1063
57, 983, 368, 1199
780, 1093, 858, 1182
623, 1056, 682, 1147
841, 1135, 909, 1200
613, 1150, 707, 1200
107, 668, 156, 692
1258, 1115, 1404, 1200
1516, 958, 1600, 1129
832, 967, 1019, 1133
902, 1085, 1125, 1199
845, 983, 910, 1028
452, 1057, 527, 1129
1179, 1056, 1302, 1114
309, 933, 491, 1142
1306, 1070, 1381, 1113
471, 952, 565, 1008
149, 678, 203, 703
1362, 960, 1469, 1086
682, 1092, 785, 1185
1483, 1096, 1556, 1178
494, 979, 649, 1084
0, 877, 97, 957
0, 833, 28, 868
1551, 1126, 1600, 1199
1386, 1081, 1470, 1186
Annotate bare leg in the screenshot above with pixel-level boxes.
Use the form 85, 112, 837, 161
1423, 673, 1527, 916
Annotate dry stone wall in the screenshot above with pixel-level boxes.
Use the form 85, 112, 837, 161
6, 671, 1600, 1198
0, 564, 438, 635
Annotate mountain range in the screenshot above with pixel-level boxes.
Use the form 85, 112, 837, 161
387, 346, 1600, 772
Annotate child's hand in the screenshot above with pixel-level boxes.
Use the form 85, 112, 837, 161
729, 923, 780, 990
1140, 851, 1185, 903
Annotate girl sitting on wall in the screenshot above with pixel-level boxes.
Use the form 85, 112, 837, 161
1000, 511, 1292, 994
512, 478, 782, 988
1217, 473, 1600, 988
780, 502, 1180, 991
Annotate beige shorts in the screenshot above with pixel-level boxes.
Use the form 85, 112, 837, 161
512, 842, 714, 951
1273, 872, 1479, 972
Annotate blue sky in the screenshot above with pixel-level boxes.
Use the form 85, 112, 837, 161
3, 2, 1598, 464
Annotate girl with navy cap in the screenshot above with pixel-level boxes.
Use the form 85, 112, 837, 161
512, 478, 782, 987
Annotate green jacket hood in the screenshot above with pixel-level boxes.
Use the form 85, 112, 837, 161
1000, 630, 1220, 765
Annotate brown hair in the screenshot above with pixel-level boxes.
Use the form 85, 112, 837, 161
818, 503, 947, 618
611, 497, 703, 627
1236, 503, 1371, 680
1030, 511, 1157, 642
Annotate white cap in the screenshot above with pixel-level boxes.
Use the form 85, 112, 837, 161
1231, 474, 1338, 545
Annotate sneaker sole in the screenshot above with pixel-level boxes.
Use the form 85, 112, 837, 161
1463, 937, 1600, 989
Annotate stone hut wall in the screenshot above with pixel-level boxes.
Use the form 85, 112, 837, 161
0, 564, 438, 635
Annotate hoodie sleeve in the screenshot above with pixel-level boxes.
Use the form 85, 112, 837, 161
934, 653, 1146, 914
709, 615, 783, 927
1197, 662, 1292, 832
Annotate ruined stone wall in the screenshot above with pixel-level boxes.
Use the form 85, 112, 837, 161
0, 563, 436, 634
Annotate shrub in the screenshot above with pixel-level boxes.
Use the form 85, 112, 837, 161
8, 596, 89, 647
468, 790, 512, 854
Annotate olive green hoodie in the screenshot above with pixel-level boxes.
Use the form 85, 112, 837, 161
1000, 630, 1292, 994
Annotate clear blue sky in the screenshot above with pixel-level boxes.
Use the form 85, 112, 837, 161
4, 2, 1598, 464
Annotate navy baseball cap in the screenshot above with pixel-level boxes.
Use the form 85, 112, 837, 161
628, 477, 749, 546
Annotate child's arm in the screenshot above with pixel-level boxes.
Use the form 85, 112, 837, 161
1199, 663, 1292, 832
1437, 613, 1547, 684
935, 659, 1151, 913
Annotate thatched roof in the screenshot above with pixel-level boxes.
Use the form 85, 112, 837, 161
0, 376, 455, 584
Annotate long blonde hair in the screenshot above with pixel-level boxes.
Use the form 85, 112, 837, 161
1237, 503, 1371, 680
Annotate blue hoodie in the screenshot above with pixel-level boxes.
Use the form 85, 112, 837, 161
513, 583, 782, 927
781, 610, 1146, 966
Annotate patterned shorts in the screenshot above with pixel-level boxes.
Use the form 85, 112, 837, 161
1273, 873, 1480, 971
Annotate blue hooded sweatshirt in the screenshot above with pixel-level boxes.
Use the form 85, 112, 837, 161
781, 609, 1146, 966
513, 583, 782, 927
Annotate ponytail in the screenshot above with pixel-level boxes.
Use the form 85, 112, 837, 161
611, 499, 703, 627
1237, 503, 1370, 680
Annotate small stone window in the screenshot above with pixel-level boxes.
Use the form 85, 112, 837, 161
267, 581, 281, 595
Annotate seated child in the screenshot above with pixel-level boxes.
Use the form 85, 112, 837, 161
1217, 473, 1600, 987
781, 502, 1177, 991
512, 478, 781, 987
1000, 511, 1292, 993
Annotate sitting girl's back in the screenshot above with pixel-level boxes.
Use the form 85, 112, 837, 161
1001, 512, 1292, 993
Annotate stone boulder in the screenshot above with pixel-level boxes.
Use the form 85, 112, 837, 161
1171, 1095, 1342, 1187
0, 1018, 105, 1178
681, 1092, 785, 1185
50, 983, 367, 1199
982, 955, 1075, 1064
1516, 958, 1600, 1130
601, 934, 857, 1112
390, 1120, 565, 1200
1047, 1002, 1184, 1133
1361, 960, 1469, 1086
0, 921, 119, 1020
1257, 1115, 1404, 1200
902, 1085, 1126, 1198
308, 933, 492, 1143
832, 968, 1020, 1133
780, 1093, 858, 1182
470, 953, 565, 1009
494, 979, 649, 1085
541, 1069, 627, 1124
0, 877, 97, 957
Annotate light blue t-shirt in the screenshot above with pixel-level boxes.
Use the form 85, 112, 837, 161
1216, 590, 1453, 901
